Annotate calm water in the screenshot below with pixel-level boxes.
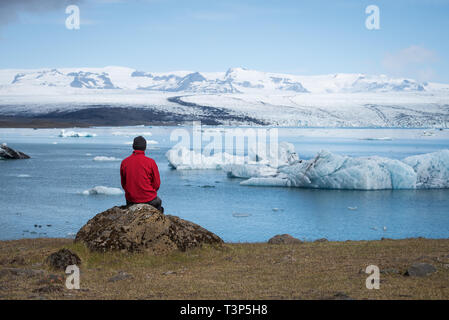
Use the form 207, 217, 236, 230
0, 126, 448, 242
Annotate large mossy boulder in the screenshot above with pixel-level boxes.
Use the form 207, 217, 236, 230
75, 204, 223, 254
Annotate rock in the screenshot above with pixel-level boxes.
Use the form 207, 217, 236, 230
108, 271, 133, 282
75, 204, 223, 253
0, 144, 30, 160
281, 255, 297, 263
0, 268, 45, 278
9, 256, 26, 265
405, 263, 437, 277
33, 285, 63, 294
45, 249, 81, 271
314, 238, 328, 243
268, 234, 303, 245
381, 268, 400, 275
38, 274, 65, 285
332, 292, 354, 300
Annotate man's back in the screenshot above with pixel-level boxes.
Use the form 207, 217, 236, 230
120, 150, 160, 203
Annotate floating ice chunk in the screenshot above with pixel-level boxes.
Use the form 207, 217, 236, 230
241, 176, 290, 187
402, 149, 449, 188
348, 207, 358, 210
248, 141, 299, 167
282, 150, 417, 190
224, 164, 278, 178
59, 129, 96, 138
232, 213, 252, 217
17, 174, 31, 178
360, 137, 393, 141
277, 142, 300, 166
93, 156, 120, 161
242, 150, 418, 190
166, 141, 299, 171
82, 186, 123, 195
166, 146, 246, 170
112, 131, 152, 137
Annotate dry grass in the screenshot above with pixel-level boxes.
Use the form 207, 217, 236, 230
0, 238, 448, 300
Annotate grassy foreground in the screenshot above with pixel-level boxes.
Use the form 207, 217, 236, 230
0, 238, 448, 300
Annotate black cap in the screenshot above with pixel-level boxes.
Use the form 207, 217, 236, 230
132, 136, 147, 151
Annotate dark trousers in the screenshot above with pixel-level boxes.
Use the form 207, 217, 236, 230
126, 196, 164, 213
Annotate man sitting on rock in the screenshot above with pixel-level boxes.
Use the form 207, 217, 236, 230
120, 136, 164, 213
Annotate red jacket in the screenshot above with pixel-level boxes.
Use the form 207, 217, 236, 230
120, 150, 161, 203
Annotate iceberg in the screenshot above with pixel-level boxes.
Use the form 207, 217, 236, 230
280, 150, 417, 190
240, 176, 290, 187
166, 141, 300, 171
241, 149, 449, 190
166, 146, 246, 170
112, 131, 152, 137
224, 164, 278, 178
247, 141, 300, 167
82, 186, 123, 195
93, 156, 120, 161
166, 142, 449, 190
59, 129, 96, 138
403, 149, 449, 189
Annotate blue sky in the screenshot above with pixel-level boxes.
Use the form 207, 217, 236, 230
1, 0, 449, 82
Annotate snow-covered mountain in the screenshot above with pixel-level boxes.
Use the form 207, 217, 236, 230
0, 66, 448, 127
0, 66, 437, 94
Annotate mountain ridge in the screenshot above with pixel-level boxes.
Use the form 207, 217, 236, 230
1, 66, 445, 94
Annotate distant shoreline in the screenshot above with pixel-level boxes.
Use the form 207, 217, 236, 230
0, 106, 192, 128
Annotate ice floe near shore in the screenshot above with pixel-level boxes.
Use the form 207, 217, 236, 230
82, 186, 123, 195
93, 156, 120, 161
166, 143, 449, 190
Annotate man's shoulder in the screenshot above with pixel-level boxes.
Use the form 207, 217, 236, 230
144, 156, 156, 164
121, 154, 133, 165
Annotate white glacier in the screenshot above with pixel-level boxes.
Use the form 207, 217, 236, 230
1, 67, 449, 128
